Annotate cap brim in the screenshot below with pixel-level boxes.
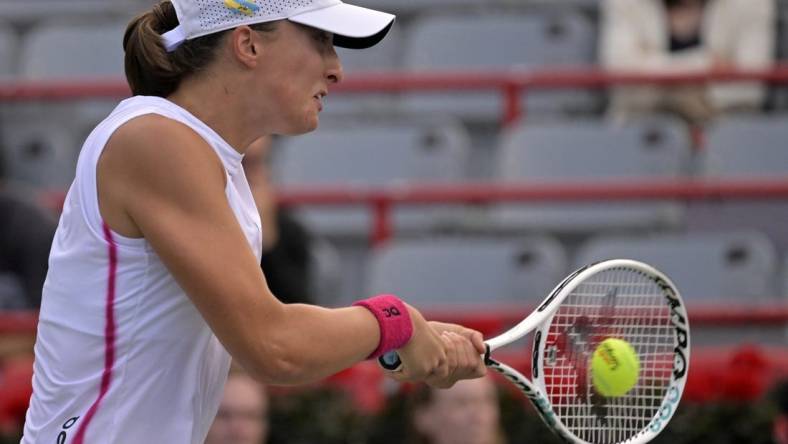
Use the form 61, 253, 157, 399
288, 3, 395, 49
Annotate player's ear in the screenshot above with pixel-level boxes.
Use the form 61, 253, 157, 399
229, 25, 260, 68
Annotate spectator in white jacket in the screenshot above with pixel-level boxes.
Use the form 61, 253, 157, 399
600, 0, 776, 125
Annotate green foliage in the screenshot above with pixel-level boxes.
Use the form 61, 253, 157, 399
652, 401, 776, 444
267, 385, 779, 444
3, 385, 776, 444
268, 387, 370, 444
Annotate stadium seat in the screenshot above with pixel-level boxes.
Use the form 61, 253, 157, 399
574, 231, 780, 301
0, 22, 18, 79
0, 273, 26, 310
352, 0, 601, 13
366, 236, 568, 305
16, 19, 125, 126
702, 115, 788, 178
336, 21, 402, 72
328, 24, 403, 116
783, 254, 788, 298
308, 238, 344, 307
400, 11, 598, 121
489, 118, 691, 232
275, 119, 471, 236
19, 20, 127, 80
3, 20, 127, 187
0, 112, 82, 187
687, 115, 788, 251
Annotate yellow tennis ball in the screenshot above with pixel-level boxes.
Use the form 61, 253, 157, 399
591, 338, 640, 397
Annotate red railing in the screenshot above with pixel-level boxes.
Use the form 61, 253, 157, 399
2, 69, 787, 326
3, 304, 787, 336
2, 65, 788, 125
3, 305, 786, 408
6, 68, 788, 244
37, 178, 788, 246
274, 178, 788, 245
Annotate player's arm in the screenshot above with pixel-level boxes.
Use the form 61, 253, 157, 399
97, 115, 477, 385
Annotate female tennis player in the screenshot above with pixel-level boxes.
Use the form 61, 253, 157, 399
21, 1, 486, 442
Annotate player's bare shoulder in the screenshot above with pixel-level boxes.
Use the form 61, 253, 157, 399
106, 114, 219, 170
101, 113, 225, 189
97, 113, 226, 237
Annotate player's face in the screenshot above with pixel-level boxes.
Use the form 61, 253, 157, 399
253, 21, 343, 135
205, 374, 269, 444
415, 378, 501, 444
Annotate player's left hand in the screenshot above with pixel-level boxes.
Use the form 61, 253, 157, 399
432, 331, 487, 388
428, 321, 486, 355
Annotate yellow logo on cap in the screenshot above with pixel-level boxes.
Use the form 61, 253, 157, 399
224, 0, 259, 16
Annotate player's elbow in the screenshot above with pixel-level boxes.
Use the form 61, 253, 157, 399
244, 337, 314, 386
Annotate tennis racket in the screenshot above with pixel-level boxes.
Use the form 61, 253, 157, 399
380, 259, 690, 444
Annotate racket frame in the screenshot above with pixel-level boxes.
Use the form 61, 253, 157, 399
487, 259, 690, 444
379, 259, 690, 444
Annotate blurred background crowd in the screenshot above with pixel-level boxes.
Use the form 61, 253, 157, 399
0, 0, 787, 442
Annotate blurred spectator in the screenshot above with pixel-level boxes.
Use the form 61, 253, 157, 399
775, 381, 788, 444
409, 376, 506, 444
0, 355, 34, 440
600, 0, 776, 125
205, 365, 269, 444
0, 150, 56, 309
0, 151, 49, 440
243, 136, 313, 305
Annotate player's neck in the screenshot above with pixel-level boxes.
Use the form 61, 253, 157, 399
167, 77, 260, 155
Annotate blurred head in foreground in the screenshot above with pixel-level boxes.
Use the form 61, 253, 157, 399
775, 381, 788, 444
410, 376, 505, 444
205, 366, 269, 444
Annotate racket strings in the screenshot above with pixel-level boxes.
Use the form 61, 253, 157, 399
542, 267, 675, 444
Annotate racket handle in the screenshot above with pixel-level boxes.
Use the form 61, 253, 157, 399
378, 351, 402, 371
379, 343, 493, 372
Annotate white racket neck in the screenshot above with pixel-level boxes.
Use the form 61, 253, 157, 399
485, 261, 588, 352
488, 358, 582, 443
485, 309, 551, 353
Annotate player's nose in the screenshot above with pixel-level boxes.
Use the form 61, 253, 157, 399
326, 49, 344, 85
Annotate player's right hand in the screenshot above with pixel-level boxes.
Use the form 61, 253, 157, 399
389, 305, 486, 388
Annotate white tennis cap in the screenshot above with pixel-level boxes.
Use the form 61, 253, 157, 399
161, 0, 395, 52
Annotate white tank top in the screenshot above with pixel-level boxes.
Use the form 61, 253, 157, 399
22, 96, 263, 444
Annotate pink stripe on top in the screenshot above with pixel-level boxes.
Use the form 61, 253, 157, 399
73, 222, 118, 444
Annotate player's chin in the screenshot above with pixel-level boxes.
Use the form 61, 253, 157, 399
279, 114, 319, 135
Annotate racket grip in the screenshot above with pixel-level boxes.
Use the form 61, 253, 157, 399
378, 351, 402, 372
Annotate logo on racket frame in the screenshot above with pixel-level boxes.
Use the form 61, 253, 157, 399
648, 275, 690, 435
536, 263, 594, 312
487, 357, 576, 443
657, 276, 689, 380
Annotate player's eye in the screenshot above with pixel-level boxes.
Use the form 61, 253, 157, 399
312, 29, 332, 47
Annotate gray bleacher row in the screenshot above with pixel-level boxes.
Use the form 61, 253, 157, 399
311, 230, 787, 349
3, 104, 788, 250
0, 8, 601, 80
4, 0, 788, 77
358, 231, 788, 347
276, 115, 788, 308
364, 231, 785, 306
273, 115, 788, 248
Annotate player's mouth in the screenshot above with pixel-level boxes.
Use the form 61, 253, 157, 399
313, 91, 327, 111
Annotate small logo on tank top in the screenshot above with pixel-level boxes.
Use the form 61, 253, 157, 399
56, 416, 79, 444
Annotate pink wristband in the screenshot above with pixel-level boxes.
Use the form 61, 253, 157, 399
353, 294, 413, 359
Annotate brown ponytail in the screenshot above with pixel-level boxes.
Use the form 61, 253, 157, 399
123, 0, 277, 98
